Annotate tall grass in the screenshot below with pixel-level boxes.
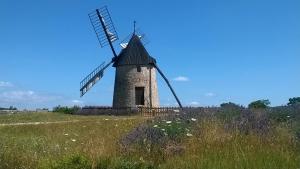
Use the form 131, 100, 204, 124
160, 118, 299, 169
0, 110, 299, 169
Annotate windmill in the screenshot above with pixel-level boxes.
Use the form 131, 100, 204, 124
80, 6, 183, 108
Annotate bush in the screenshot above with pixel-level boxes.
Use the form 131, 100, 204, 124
219, 102, 244, 120
53, 105, 80, 114
220, 102, 241, 109
288, 97, 300, 106
50, 154, 92, 169
248, 100, 270, 109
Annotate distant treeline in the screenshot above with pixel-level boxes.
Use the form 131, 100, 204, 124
0, 106, 17, 111
52, 105, 80, 114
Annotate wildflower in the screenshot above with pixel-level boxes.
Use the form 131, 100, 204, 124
153, 125, 158, 128
105, 119, 109, 121
71, 139, 76, 142
64, 133, 69, 136
161, 128, 165, 131
166, 121, 172, 124
191, 118, 197, 122
139, 157, 144, 162
186, 133, 193, 137
287, 115, 290, 118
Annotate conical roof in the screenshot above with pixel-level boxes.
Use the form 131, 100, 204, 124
113, 34, 156, 67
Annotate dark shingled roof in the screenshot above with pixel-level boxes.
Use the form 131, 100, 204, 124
113, 34, 156, 67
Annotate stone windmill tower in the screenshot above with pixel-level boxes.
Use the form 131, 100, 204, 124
112, 35, 159, 108
80, 6, 182, 108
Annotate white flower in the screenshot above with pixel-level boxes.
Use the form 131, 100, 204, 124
64, 133, 69, 136
287, 116, 290, 118
71, 139, 76, 142
166, 121, 172, 124
191, 118, 197, 122
153, 125, 158, 128
105, 119, 109, 121
186, 133, 193, 137
161, 129, 165, 131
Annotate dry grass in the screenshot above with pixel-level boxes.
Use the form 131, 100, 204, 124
0, 113, 145, 169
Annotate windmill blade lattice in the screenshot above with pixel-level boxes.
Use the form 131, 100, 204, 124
88, 6, 119, 48
80, 61, 114, 97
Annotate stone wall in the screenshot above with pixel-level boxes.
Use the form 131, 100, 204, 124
113, 65, 159, 108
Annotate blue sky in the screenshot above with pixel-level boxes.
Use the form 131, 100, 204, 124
0, 0, 299, 109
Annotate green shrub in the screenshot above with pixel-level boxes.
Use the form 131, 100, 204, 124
288, 97, 300, 106
248, 99, 270, 109
218, 102, 243, 120
52, 105, 80, 114
50, 154, 92, 169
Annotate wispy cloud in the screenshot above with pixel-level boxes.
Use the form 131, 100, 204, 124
205, 92, 216, 97
0, 90, 62, 103
0, 81, 13, 87
71, 99, 84, 105
0, 81, 83, 109
173, 76, 189, 82
190, 101, 200, 105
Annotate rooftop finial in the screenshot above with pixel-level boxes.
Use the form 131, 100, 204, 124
133, 21, 136, 35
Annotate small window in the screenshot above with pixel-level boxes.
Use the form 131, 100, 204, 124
137, 66, 141, 72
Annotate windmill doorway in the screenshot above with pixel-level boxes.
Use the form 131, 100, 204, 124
135, 87, 145, 105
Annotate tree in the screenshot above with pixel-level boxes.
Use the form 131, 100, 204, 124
220, 102, 241, 108
287, 97, 300, 106
248, 100, 270, 109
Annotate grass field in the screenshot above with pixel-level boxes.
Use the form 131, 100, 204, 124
0, 113, 146, 169
0, 111, 299, 169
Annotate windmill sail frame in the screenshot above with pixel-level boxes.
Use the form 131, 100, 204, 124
88, 6, 119, 50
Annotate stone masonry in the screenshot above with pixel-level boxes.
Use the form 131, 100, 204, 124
113, 64, 159, 108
